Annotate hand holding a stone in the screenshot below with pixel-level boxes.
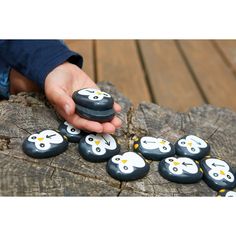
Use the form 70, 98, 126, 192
45, 62, 122, 133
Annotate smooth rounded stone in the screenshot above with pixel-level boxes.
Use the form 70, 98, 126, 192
78, 133, 120, 162
58, 121, 86, 143
175, 135, 210, 160
200, 157, 236, 191
22, 129, 68, 159
106, 152, 150, 181
72, 88, 115, 122
158, 156, 203, 184
217, 189, 236, 197
133, 136, 175, 161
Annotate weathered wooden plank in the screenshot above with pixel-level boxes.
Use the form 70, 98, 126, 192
215, 40, 236, 73
64, 40, 95, 80
96, 40, 151, 106
179, 40, 236, 111
139, 40, 204, 112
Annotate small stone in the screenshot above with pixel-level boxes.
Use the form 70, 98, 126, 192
200, 157, 236, 191
58, 121, 86, 143
217, 189, 236, 197
78, 133, 120, 162
175, 135, 210, 160
158, 156, 203, 184
22, 129, 68, 159
72, 88, 115, 122
133, 136, 175, 161
106, 152, 150, 181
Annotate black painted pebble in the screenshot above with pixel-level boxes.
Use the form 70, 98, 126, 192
175, 135, 210, 160
78, 133, 120, 162
133, 136, 175, 161
158, 156, 203, 184
58, 121, 86, 143
22, 129, 68, 159
200, 157, 236, 191
217, 189, 236, 197
72, 88, 115, 122
106, 152, 150, 181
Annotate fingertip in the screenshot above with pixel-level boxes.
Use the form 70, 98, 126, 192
114, 103, 122, 112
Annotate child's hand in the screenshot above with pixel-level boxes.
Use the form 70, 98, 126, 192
45, 62, 122, 134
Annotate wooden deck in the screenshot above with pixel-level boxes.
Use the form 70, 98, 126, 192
65, 40, 236, 111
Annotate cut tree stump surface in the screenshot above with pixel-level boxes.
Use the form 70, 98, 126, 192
0, 82, 236, 196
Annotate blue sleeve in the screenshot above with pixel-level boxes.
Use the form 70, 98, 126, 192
0, 40, 83, 88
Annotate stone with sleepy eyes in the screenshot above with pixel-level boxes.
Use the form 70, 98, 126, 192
106, 152, 150, 181
200, 157, 236, 191
158, 156, 203, 184
58, 121, 86, 143
78, 133, 120, 162
22, 129, 68, 159
72, 88, 115, 122
133, 136, 175, 161
174, 135, 210, 160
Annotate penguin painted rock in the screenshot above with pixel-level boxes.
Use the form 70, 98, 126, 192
158, 156, 203, 184
78, 133, 120, 162
22, 129, 68, 159
58, 121, 86, 143
200, 157, 236, 191
133, 136, 175, 161
72, 88, 115, 122
175, 135, 210, 160
106, 152, 150, 181
217, 189, 236, 197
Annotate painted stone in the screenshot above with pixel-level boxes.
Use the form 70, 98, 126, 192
175, 135, 210, 160
106, 152, 150, 181
217, 189, 236, 197
200, 157, 236, 191
133, 136, 175, 161
158, 156, 203, 184
72, 88, 115, 122
22, 129, 68, 159
58, 121, 86, 143
78, 133, 120, 162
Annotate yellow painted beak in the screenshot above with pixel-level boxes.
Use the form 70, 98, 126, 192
220, 170, 225, 175
134, 144, 139, 149
187, 142, 192, 147
160, 140, 166, 145
37, 137, 44, 141
96, 91, 102, 95
122, 160, 127, 164
95, 140, 100, 145
173, 161, 180, 166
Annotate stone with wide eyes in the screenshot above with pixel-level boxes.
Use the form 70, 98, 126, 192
58, 121, 86, 143
158, 156, 203, 184
22, 129, 68, 159
72, 88, 115, 122
106, 152, 150, 181
78, 133, 120, 162
174, 135, 210, 160
133, 136, 175, 161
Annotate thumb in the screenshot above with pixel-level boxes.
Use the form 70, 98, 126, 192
47, 88, 75, 116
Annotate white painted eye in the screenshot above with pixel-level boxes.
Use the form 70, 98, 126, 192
78, 88, 98, 95
102, 92, 111, 97
28, 134, 38, 142
92, 145, 106, 155
178, 139, 187, 147
112, 155, 122, 164
40, 130, 63, 144
225, 172, 234, 183
158, 139, 171, 153
119, 164, 134, 174
165, 157, 177, 164
225, 191, 236, 197
187, 135, 207, 148
35, 141, 51, 151
169, 165, 183, 175
64, 122, 80, 135
85, 134, 96, 145
187, 145, 200, 154
209, 169, 224, 181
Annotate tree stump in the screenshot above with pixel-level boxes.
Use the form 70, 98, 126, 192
0, 82, 235, 196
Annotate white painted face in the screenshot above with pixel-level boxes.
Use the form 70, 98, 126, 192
206, 159, 235, 183
225, 191, 236, 197
111, 152, 146, 174
28, 130, 63, 151
140, 137, 171, 153
78, 88, 111, 101
64, 121, 80, 135
85, 134, 117, 155
178, 135, 208, 154
165, 157, 198, 175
